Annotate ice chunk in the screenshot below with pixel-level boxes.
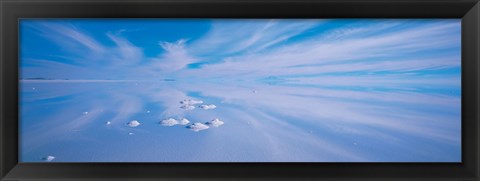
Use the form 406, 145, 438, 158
160, 118, 179, 126
127, 120, 140, 127
206, 118, 224, 127
188, 122, 209, 132
199, 104, 216, 110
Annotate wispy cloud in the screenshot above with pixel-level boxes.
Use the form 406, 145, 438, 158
106, 32, 144, 65
29, 21, 106, 56
188, 20, 322, 56
179, 20, 460, 81
23, 21, 147, 79
149, 39, 197, 72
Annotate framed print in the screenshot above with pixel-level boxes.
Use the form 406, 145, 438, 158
1, 0, 479, 180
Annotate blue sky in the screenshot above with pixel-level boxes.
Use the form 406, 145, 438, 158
19, 19, 461, 162
21, 19, 461, 82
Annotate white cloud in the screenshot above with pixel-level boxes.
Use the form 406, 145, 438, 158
127, 120, 140, 127
199, 104, 216, 110
179, 20, 460, 80
43, 155, 55, 162
36, 22, 106, 53
160, 39, 187, 51
25, 22, 153, 80
106, 121, 111, 125
160, 118, 179, 126
188, 122, 209, 132
206, 118, 224, 127
106, 32, 144, 65
189, 20, 322, 56
150, 39, 197, 72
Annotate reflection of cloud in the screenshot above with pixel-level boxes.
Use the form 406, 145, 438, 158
148, 88, 189, 119
187, 122, 209, 132
43, 156, 55, 162
199, 104, 216, 110
160, 118, 179, 126
179, 78, 460, 146
127, 120, 140, 127
206, 118, 224, 127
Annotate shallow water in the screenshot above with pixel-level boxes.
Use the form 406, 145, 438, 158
20, 79, 461, 162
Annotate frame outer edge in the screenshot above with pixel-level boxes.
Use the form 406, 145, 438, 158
0, 0, 4, 179
0, 1, 479, 181
477, 2, 480, 181
468, 2, 480, 181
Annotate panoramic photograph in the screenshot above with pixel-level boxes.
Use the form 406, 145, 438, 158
19, 19, 461, 162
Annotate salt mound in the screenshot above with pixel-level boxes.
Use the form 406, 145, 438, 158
206, 118, 224, 127
188, 122, 209, 132
42, 155, 55, 162
199, 104, 216, 110
127, 120, 140, 127
180, 99, 203, 105
180, 104, 195, 110
160, 118, 179, 126
179, 118, 190, 125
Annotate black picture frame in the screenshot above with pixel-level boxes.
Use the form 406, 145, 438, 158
1, 0, 479, 180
